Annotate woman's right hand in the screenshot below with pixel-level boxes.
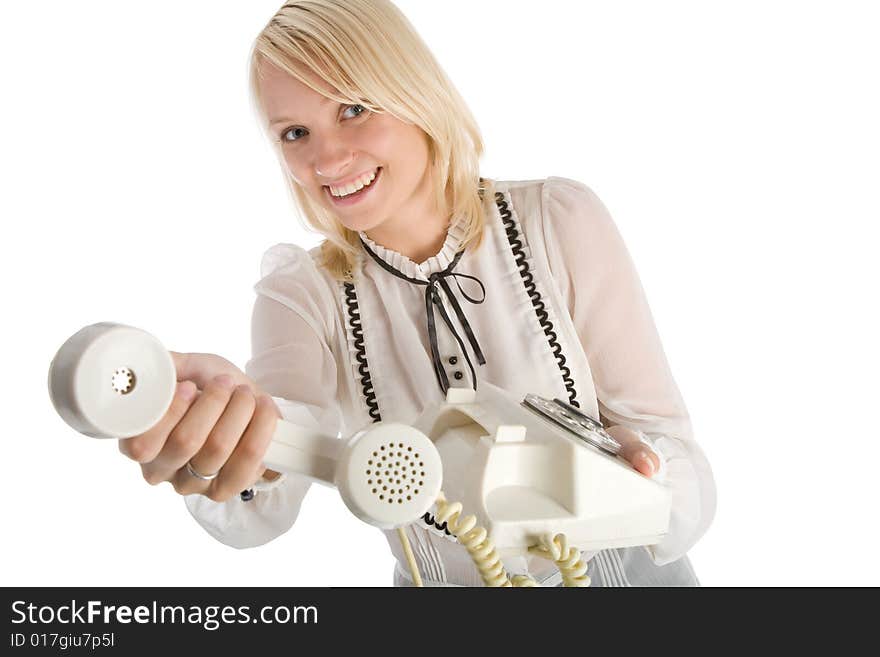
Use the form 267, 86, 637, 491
117, 352, 282, 502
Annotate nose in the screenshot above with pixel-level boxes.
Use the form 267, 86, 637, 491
314, 138, 355, 181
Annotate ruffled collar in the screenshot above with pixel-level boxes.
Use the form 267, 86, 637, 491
358, 218, 466, 281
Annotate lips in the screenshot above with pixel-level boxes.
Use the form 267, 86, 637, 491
326, 167, 380, 197
324, 167, 382, 207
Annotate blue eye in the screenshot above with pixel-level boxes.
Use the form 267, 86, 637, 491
343, 103, 368, 119
281, 127, 308, 143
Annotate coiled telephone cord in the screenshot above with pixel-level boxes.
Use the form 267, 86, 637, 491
397, 493, 591, 587
528, 533, 591, 587
434, 492, 520, 587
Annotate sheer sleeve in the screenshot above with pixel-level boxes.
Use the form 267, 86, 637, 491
184, 244, 342, 549
540, 177, 716, 564
245, 244, 343, 437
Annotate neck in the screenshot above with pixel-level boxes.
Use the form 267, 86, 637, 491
364, 176, 453, 265
365, 219, 449, 264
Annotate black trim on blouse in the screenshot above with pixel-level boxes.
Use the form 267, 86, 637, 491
495, 191, 580, 408
421, 511, 452, 536
344, 282, 382, 423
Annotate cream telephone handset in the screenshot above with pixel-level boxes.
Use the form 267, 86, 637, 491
48, 322, 671, 587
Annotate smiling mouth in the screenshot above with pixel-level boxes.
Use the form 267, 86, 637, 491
323, 167, 382, 207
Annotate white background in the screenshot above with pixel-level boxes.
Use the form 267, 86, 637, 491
2, 1, 878, 587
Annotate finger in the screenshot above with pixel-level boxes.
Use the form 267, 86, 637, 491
623, 445, 660, 478
171, 385, 257, 496
142, 374, 237, 484
605, 425, 660, 477
207, 395, 280, 502
118, 381, 198, 465
169, 351, 257, 393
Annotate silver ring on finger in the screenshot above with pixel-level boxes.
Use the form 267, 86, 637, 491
186, 460, 220, 481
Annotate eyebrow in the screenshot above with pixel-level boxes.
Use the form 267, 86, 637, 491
269, 96, 337, 127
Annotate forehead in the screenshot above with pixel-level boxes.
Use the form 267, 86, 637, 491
257, 59, 340, 121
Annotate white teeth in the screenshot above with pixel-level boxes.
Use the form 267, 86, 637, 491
329, 169, 378, 197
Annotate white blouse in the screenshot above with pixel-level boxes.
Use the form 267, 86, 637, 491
184, 176, 716, 586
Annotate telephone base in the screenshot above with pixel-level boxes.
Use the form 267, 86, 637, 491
418, 383, 673, 557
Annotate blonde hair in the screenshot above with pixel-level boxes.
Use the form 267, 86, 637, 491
248, 0, 494, 281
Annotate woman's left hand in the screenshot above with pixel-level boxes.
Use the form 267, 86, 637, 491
605, 426, 661, 478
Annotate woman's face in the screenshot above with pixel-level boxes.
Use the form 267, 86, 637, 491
257, 59, 434, 236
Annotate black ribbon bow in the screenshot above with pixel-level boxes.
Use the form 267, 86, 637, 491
359, 238, 487, 394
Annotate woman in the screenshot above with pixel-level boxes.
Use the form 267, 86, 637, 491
120, 0, 715, 586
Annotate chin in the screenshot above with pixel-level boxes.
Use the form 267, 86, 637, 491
339, 216, 384, 234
